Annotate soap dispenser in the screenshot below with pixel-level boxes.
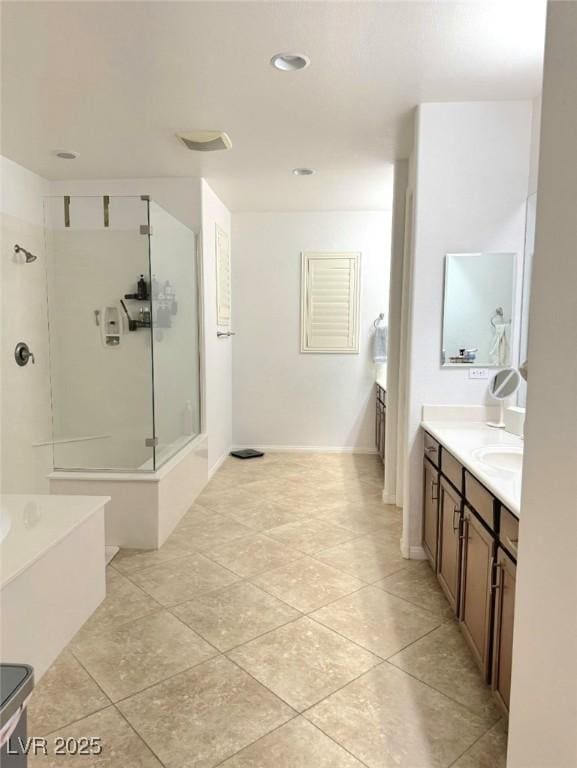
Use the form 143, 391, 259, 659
102, 306, 121, 347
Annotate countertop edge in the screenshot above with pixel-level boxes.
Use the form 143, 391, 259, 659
421, 421, 521, 518
0, 495, 110, 589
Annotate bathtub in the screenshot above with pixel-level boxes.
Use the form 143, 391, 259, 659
49, 432, 209, 549
0, 494, 107, 680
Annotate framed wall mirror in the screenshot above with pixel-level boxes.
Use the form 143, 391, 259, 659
441, 252, 516, 367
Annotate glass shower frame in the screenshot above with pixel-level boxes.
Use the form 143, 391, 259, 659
43, 194, 201, 473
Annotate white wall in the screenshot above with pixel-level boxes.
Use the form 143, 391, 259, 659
528, 94, 542, 196
403, 101, 533, 554
201, 180, 233, 472
384, 160, 408, 504
232, 211, 391, 451
0, 156, 52, 492
508, 4, 577, 766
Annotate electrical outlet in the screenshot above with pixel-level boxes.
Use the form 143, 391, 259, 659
469, 368, 489, 380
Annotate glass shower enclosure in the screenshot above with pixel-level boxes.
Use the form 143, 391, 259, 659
43, 195, 201, 472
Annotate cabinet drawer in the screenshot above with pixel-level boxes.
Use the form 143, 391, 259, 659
500, 507, 519, 560
464, 472, 495, 531
423, 432, 440, 467
441, 448, 463, 494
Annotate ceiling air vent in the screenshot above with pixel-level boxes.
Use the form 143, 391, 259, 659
176, 131, 232, 152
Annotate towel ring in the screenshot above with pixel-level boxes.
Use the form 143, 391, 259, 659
373, 313, 385, 329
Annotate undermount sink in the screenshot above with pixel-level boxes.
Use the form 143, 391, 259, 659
472, 445, 523, 473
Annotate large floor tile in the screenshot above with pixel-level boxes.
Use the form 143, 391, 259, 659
175, 508, 253, 551
29, 706, 162, 767
314, 501, 400, 533
388, 622, 502, 721
266, 517, 358, 554
452, 719, 508, 768
204, 533, 302, 577
310, 485, 383, 508
306, 663, 490, 768
311, 586, 442, 659
220, 716, 365, 767
111, 527, 198, 574
315, 535, 413, 582
375, 561, 454, 619
226, 499, 312, 531
70, 568, 159, 642
195, 486, 265, 515
118, 656, 294, 768
128, 552, 240, 606
28, 651, 109, 737
72, 610, 216, 701
251, 556, 364, 613
171, 582, 301, 651
228, 616, 380, 712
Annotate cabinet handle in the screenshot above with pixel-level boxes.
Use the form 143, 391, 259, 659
505, 536, 518, 557
490, 558, 501, 591
459, 517, 469, 541
453, 507, 461, 531
425, 445, 437, 453
431, 480, 439, 502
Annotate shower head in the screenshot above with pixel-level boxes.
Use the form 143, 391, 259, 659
14, 244, 37, 263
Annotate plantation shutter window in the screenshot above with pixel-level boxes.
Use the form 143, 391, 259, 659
301, 252, 361, 353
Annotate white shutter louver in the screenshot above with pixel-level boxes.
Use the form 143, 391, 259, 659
215, 225, 231, 329
301, 252, 361, 353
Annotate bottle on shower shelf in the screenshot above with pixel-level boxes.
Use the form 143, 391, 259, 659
137, 274, 148, 300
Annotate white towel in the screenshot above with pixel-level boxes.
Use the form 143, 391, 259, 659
373, 326, 387, 364
489, 323, 509, 366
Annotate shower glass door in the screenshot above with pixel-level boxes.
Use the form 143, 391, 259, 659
44, 195, 155, 470
148, 201, 200, 468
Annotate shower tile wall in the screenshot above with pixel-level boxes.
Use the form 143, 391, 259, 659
0, 156, 52, 492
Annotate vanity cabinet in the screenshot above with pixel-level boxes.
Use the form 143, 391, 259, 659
437, 476, 463, 613
375, 384, 386, 463
421, 430, 519, 712
492, 546, 516, 711
422, 459, 439, 568
459, 506, 495, 680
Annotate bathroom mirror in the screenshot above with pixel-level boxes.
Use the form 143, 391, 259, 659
441, 252, 516, 367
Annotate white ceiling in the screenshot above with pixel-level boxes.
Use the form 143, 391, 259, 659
1, 1, 546, 212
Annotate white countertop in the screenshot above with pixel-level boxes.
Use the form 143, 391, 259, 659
421, 421, 523, 517
0, 494, 110, 587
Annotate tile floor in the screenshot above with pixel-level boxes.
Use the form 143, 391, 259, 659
27, 452, 507, 767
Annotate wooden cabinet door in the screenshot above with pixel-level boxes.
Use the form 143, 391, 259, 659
492, 547, 517, 712
459, 507, 495, 679
437, 477, 462, 613
422, 459, 439, 568
380, 405, 386, 461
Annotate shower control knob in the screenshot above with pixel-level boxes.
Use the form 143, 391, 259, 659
14, 342, 35, 366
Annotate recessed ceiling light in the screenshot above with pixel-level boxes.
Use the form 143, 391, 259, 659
53, 150, 79, 160
293, 168, 315, 176
270, 53, 310, 72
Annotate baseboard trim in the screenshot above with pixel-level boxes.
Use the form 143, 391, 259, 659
382, 491, 397, 504
408, 545, 427, 560
231, 444, 377, 455
208, 449, 231, 479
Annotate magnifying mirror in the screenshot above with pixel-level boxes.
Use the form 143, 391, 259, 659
487, 367, 521, 428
